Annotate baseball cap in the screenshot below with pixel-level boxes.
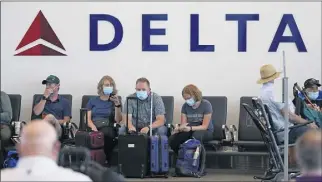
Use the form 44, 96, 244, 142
42, 75, 60, 85
304, 78, 321, 89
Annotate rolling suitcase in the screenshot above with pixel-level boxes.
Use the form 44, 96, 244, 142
150, 135, 169, 177
90, 149, 106, 166
75, 108, 106, 165
58, 145, 91, 172
118, 96, 149, 178
75, 108, 104, 149
149, 93, 169, 177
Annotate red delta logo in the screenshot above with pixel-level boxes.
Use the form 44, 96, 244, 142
14, 10, 66, 56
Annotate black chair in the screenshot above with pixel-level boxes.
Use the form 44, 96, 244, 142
80, 95, 122, 130
31, 94, 73, 120
8, 94, 22, 122
242, 102, 284, 180
161, 96, 174, 125
234, 97, 265, 150
203, 96, 228, 145
249, 97, 306, 181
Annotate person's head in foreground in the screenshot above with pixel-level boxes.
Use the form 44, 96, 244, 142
182, 84, 203, 108
295, 129, 322, 177
1, 120, 92, 181
17, 120, 60, 160
304, 78, 321, 101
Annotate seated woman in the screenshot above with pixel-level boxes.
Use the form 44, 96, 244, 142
86, 75, 122, 165
169, 84, 214, 154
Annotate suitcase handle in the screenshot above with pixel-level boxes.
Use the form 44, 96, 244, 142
80, 108, 89, 131
126, 97, 139, 135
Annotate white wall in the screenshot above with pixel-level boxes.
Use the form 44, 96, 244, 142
1, 2, 321, 126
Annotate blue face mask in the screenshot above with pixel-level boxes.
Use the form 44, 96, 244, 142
103, 86, 113, 95
186, 98, 195, 107
308, 91, 319, 100
136, 91, 148, 100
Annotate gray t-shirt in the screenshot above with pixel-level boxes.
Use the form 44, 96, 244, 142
181, 99, 214, 132
123, 92, 165, 128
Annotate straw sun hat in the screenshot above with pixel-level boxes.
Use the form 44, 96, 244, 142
257, 64, 281, 84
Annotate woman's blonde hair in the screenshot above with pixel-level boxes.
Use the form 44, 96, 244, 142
182, 84, 202, 102
97, 75, 118, 95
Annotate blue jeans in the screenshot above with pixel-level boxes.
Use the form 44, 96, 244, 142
118, 125, 167, 136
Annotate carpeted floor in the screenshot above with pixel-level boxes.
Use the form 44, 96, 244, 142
124, 169, 259, 181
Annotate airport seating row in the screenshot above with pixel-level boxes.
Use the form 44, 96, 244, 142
7, 94, 268, 158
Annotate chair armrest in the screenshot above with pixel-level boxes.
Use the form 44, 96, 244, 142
229, 124, 238, 142
165, 123, 174, 129
113, 123, 121, 129
222, 124, 232, 142
165, 123, 175, 137
274, 121, 314, 134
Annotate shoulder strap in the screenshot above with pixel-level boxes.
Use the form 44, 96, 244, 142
196, 144, 206, 177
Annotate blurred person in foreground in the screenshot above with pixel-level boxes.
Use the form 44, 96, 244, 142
294, 129, 322, 182
0, 120, 92, 181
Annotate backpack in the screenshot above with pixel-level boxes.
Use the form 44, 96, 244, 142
3, 150, 19, 168
294, 97, 322, 128
174, 138, 206, 178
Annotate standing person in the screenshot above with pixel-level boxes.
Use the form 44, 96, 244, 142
86, 75, 122, 165
0, 120, 92, 181
33, 75, 71, 138
119, 77, 167, 135
169, 84, 214, 154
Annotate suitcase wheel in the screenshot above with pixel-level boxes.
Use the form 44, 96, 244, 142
164, 174, 168, 178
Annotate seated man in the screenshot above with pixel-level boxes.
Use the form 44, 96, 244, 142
257, 64, 318, 144
119, 77, 167, 135
295, 129, 322, 182
1, 91, 13, 157
0, 120, 92, 181
298, 78, 322, 110
32, 75, 71, 138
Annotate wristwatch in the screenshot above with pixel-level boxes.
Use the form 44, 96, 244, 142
115, 104, 121, 108
42, 95, 48, 100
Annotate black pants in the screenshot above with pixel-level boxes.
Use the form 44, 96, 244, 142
0, 124, 12, 147
98, 126, 117, 163
169, 130, 213, 154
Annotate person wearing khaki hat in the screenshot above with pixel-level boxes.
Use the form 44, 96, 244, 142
257, 64, 281, 84
32, 75, 72, 138
257, 64, 318, 144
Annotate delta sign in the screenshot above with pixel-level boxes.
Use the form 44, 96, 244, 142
15, 11, 308, 56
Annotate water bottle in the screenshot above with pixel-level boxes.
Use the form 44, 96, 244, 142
192, 146, 200, 166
